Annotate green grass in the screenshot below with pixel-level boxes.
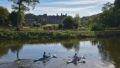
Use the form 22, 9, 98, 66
0, 27, 120, 39
0, 29, 120, 40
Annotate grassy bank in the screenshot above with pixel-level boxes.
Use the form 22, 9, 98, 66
0, 30, 120, 39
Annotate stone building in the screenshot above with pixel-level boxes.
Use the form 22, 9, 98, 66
25, 13, 67, 26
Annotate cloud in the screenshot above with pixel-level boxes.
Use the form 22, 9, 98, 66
28, 0, 114, 16
0, 0, 114, 16
41, 0, 114, 6
43, 1, 99, 5
27, 5, 102, 17
35, 6, 96, 12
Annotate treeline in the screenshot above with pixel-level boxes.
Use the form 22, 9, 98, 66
82, 0, 120, 31
0, 6, 25, 28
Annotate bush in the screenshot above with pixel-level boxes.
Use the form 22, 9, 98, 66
0, 6, 10, 26
58, 24, 63, 29
90, 23, 105, 31
63, 16, 74, 29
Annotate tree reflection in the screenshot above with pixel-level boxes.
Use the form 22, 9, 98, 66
0, 39, 58, 60
0, 40, 23, 60
92, 38, 120, 68
10, 44, 23, 60
0, 39, 81, 61
0, 47, 9, 57
61, 39, 80, 52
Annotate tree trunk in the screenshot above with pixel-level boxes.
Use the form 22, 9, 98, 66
17, 50, 20, 60
16, 0, 22, 31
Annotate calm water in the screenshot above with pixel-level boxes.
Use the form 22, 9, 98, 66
0, 38, 120, 68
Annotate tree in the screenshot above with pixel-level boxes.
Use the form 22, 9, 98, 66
10, 11, 25, 27
63, 16, 74, 29
0, 6, 9, 26
9, 0, 39, 30
74, 14, 81, 29
88, 1, 120, 30
58, 23, 63, 29
100, 2, 120, 28
9, 11, 18, 27
81, 0, 120, 30
114, 0, 120, 8
102, 2, 114, 12
90, 22, 105, 31
100, 3, 115, 27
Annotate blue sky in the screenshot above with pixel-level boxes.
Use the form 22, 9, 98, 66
0, 0, 114, 17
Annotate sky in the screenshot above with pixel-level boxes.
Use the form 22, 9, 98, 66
0, 0, 115, 17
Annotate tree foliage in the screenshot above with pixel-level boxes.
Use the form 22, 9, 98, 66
87, 0, 120, 31
87, 14, 105, 31
74, 14, 81, 29
63, 16, 74, 29
9, 0, 39, 11
63, 15, 81, 29
100, 1, 120, 28
9, 0, 39, 30
0, 6, 9, 26
9, 11, 18, 27
102, 2, 114, 12
9, 11, 25, 27
114, 0, 120, 8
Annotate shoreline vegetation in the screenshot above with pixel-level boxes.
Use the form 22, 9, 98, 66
0, 0, 120, 40
1, 0, 120, 40
0, 29, 120, 40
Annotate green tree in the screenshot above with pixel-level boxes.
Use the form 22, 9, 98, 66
90, 22, 105, 31
114, 0, 120, 8
10, 11, 25, 27
88, 1, 120, 30
100, 3, 114, 27
0, 6, 9, 26
58, 23, 63, 29
74, 14, 81, 29
81, 0, 120, 30
9, 0, 39, 30
102, 2, 114, 12
100, 2, 120, 28
86, 14, 105, 31
63, 16, 74, 29
9, 11, 18, 27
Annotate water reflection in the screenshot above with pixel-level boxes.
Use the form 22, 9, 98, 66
0, 39, 80, 58
61, 39, 80, 52
0, 40, 23, 61
91, 38, 120, 68
66, 53, 86, 65
0, 38, 120, 68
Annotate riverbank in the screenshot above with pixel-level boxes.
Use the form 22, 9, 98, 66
0, 30, 120, 39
